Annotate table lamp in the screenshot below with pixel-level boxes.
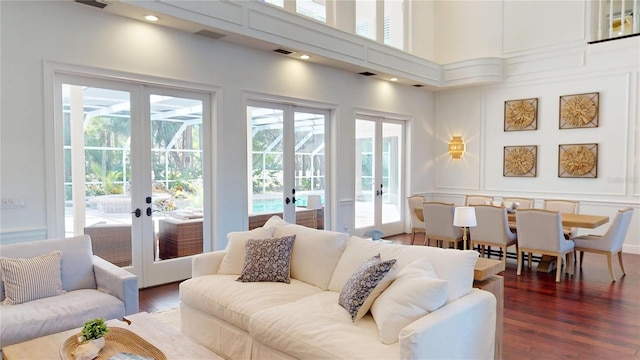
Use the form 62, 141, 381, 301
307, 195, 322, 229
453, 206, 477, 250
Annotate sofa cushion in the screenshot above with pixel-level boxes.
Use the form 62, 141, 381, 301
250, 292, 399, 360
237, 235, 296, 284
329, 236, 477, 303
180, 275, 322, 331
0, 236, 97, 301
0, 251, 66, 305
0, 289, 125, 348
338, 254, 397, 321
270, 218, 348, 290
370, 258, 448, 344
219, 227, 275, 275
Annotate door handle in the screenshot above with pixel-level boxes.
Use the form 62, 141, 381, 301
147, 207, 153, 216
132, 208, 142, 218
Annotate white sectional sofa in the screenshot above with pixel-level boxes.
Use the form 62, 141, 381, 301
0, 235, 138, 350
180, 216, 496, 359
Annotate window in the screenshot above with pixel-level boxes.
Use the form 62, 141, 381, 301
297, 0, 326, 22
384, 0, 404, 49
356, 0, 377, 40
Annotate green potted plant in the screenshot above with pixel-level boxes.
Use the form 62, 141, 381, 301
79, 317, 109, 348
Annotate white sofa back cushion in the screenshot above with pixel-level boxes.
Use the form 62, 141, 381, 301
0, 235, 97, 300
329, 236, 478, 303
218, 227, 275, 275
370, 258, 447, 344
266, 216, 348, 290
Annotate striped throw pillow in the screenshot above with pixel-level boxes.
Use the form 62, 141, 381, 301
0, 251, 66, 305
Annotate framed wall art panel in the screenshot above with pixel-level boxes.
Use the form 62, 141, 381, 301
558, 143, 598, 178
559, 92, 599, 129
504, 98, 538, 131
503, 145, 537, 177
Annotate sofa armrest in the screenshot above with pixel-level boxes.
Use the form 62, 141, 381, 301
399, 289, 496, 360
192, 251, 227, 277
92, 255, 139, 315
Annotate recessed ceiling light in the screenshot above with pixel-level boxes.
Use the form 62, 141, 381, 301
390, 77, 398, 82
144, 15, 159, 22
300, 54, 310, 60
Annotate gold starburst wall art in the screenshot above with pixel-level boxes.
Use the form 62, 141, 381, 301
559, 92, 599, 129
504, 98, 538, 131
503, 146, 537, 177
558, 143, 598, 178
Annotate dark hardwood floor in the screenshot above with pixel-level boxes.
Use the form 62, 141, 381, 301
139, 233, 640, 359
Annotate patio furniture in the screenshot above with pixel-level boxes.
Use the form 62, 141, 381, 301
84, 224, 132, 267
158, 218, 203, 259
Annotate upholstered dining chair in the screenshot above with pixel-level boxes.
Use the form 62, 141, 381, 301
470, 205, 517, 271
544, 199, 580, 239
503, 197, 534, 232
422, 202, 463, 249
407, 195, 427, 245
502, 197, 534, 209
573, 208, 634, 282
516, 209, 575, 282
464, 195, 493, 206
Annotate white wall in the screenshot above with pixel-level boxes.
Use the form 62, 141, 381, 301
433, 36, 640, 253
0, 1, 433, 247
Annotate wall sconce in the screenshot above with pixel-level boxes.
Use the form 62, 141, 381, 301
449, 136, 465, 159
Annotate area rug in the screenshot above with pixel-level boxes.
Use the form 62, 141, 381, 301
151, 308, 181, 330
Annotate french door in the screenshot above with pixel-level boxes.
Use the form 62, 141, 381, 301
55, 73, 211, 287
247, 101, 328, 229
354, 115, 404, 237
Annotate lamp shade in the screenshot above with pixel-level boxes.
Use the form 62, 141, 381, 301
307, 195, 322, 210
453, 207, 477, 227
449, 136, 465, 159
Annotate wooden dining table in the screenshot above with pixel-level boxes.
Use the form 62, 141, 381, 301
415, 208, 609, 229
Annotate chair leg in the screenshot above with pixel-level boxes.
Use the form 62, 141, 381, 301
567, 252, 574, 275
410, 230, 416, 245
617, 251, 626, 275
555, 255, 562, 282
517, 251, 523, 276
528, 252, 533, 269
579, 251, 584, 268
606, 253, 616, 282
501, 246, 507, 271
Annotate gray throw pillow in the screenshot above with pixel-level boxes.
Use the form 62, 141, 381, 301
0, 251, 66, 305
237, 235, 296, 283
339, 254, 397, 321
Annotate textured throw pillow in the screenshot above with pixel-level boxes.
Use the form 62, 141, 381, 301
237, 235, 296, 283
338, 254, 397, 321
0, 251, 66, 305
218, 227, 276, 275
371, 258, 448, 344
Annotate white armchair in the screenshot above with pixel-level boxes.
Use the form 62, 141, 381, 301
471, 205, 517, 271
0, 235, 138, 348
573, 208, 634, 282
515, 209, 575, 282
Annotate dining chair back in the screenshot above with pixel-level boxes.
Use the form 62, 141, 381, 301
422, 201, 463, 249
471, 205, 517, 271
544, 199, 580, 239
407, 195, 427, 245
573, 208, 634, 282
502, 197, 534, 209
464, 195, 493, 206
515, 209, 575, 282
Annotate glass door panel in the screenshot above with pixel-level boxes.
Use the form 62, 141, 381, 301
62, 84, 134, 268
249, 106, 285, 218
381, 122, 402, 224
150, 95, 204, 262
355, 119, 376, 229
294, 110, 325, 229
